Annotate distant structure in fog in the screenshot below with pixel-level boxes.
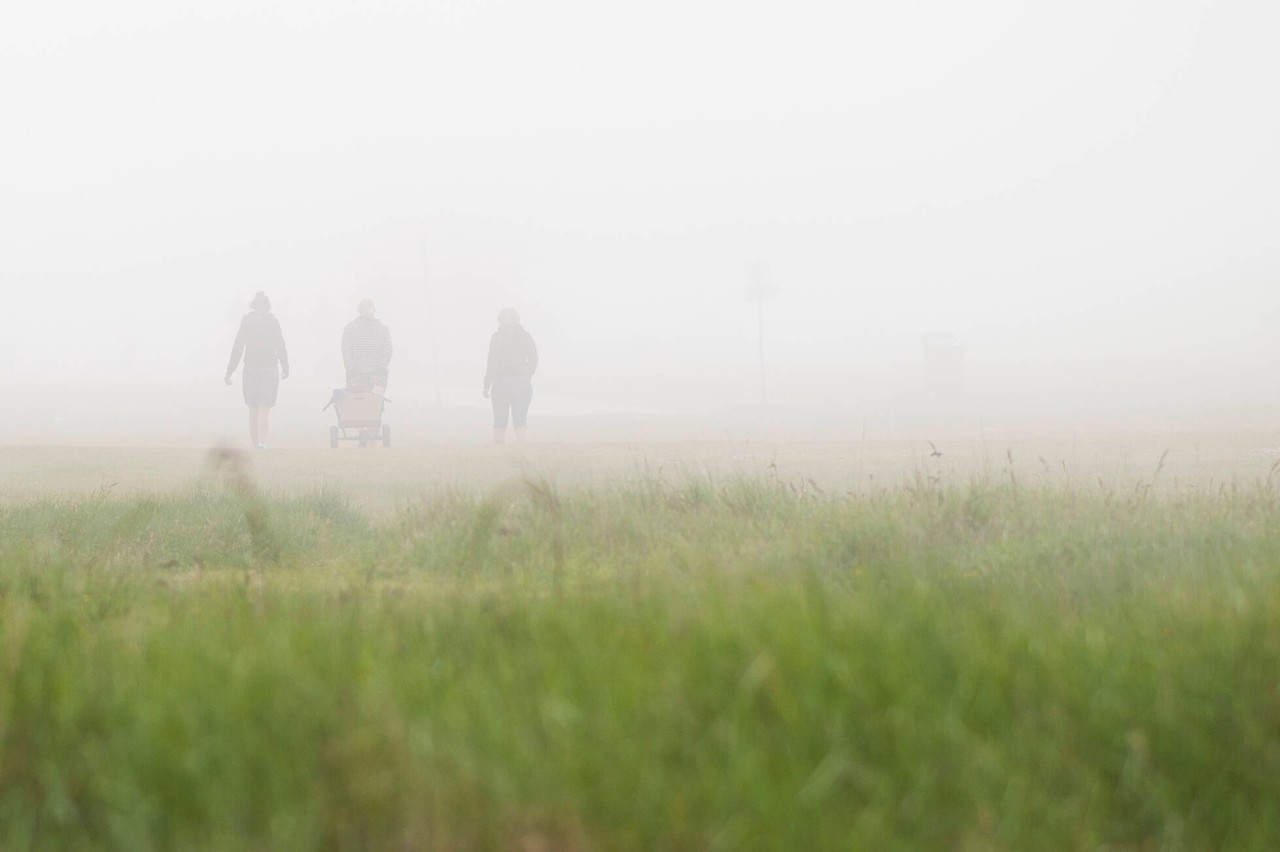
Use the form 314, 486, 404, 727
745, 260, 777, 403
419, 245, 443, 407
922, 333, 966, 398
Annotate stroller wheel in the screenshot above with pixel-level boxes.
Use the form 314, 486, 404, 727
329, 426, 339, 449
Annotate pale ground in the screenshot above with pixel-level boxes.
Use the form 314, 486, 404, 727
5, 380, 1280, 508
3, 424, 1279, 511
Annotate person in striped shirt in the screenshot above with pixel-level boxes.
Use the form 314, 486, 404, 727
341, 298, 393, 391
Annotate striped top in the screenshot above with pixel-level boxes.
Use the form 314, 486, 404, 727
341, 316, 393, 379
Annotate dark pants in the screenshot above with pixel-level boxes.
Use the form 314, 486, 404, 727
491, 378, 532, 429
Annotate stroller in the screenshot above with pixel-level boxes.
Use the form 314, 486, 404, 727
323, 376, 391, 448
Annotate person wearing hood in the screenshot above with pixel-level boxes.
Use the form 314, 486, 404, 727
342, 298, 393, 391
483, 307, 538, 443
224, 291, 289, 449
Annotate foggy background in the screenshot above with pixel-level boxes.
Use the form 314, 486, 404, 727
3, 0, 1277, 443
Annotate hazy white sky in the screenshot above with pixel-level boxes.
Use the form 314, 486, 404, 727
2, 0, 1277, 405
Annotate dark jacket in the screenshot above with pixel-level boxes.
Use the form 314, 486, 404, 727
226, 310, 288, 374
484, 325, 538, 390
342, 315, 393, 379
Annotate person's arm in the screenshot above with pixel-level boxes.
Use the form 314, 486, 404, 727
380, 324, 393, 371
483, 333, 497, 396
525, 331, 538, 378
341, 324, 354, 378
225, 319, 246, 382
275, 316, 290, 379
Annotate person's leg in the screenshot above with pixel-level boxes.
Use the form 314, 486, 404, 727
512, 380, 533, 442
257, 407, 271, 448
255, 366, 279, 448
492, 380, 510, 443
242, 368, 259, 446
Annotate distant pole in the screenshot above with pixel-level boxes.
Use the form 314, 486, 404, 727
421, 241, 443, 407
745, 260, 776, 404
757, 296, 765, 402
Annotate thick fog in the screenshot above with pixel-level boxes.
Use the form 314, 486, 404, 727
3, 0, 1278, 441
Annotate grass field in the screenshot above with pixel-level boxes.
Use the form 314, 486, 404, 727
3, 441, 1280, 849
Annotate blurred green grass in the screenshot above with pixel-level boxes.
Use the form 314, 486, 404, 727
1, 475, 1278, 850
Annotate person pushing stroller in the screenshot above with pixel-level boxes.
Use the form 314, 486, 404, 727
342, 298, 393, 392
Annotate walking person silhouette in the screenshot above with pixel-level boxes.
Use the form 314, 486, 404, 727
483, 307, 537, 443
224, 291, 289, 449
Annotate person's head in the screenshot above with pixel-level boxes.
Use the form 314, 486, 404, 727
250, 291, 270, 311
497, 307, 520, 328
358, 298, 375, 318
